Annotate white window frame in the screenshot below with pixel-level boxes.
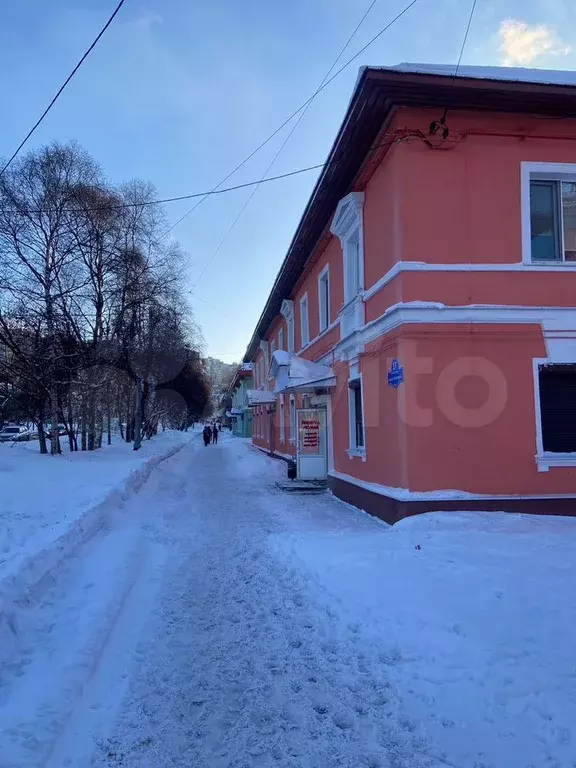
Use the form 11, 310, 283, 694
299, 293, 309, 348
270, 339, 276, 379
522, 162, 576, 265
279, 395, 285, 443
533, 357, 576, 471
278, 327, 284, 352
347, 361, 366, 459
289, 395, 296, 443
281, 300, 295, 353
330, 191, 365, 303
318, 265, 330, 332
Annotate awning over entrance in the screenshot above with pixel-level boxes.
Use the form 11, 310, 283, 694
246, 389, 277, 407
270, 350, 336, 394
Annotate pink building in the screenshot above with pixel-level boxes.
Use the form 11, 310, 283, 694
245, 64, 576, 522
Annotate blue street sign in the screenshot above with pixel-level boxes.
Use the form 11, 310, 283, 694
387, 358, 404, 389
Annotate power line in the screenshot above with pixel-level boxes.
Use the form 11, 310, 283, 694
1, 162, 327, 215
454, 0, 478, 78
429, 0, 479, 136
190, 0, 381, 290
161, 0, 423, 238
0, 0, 128, 180
4, 133, 427, 216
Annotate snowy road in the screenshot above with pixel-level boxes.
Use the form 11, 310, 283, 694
0, 434, 434, 768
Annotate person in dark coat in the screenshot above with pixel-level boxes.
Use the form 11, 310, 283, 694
212, 423, 219, 444
203, 424, 212, 446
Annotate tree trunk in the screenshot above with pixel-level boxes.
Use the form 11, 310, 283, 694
81, 389, 87, 451
107, 392, 112, 446
37, 420, 48, 455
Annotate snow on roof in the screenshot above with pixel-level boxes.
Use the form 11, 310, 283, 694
272, 350, 292, 367
271, 351, 335, 393
245, 389, 276, 406
385, 62, 576, 87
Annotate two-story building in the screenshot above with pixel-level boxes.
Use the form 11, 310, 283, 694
228, 363, 254, 438
244, 63, 576, 522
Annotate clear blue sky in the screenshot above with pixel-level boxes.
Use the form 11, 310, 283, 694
1, 0, 575, 361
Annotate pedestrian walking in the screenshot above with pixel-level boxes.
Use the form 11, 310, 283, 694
203, 424, 212, 447
212, 424, 219, 444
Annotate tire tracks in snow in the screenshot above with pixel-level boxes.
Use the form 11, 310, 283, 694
0, 442, 196, 768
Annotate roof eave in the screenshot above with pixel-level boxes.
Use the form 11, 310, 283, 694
243, 67, 576, 361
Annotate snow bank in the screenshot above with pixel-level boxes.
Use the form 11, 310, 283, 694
270, 509, 576, 768
0, 431, 192, 659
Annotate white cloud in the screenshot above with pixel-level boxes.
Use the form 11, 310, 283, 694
498, 19, 570, 66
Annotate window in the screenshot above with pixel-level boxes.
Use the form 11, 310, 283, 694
318, 266, 330, 331
330, 192, 364, 304
270, 340, 276, 376
279, 397, 285, 443
300, 294, 309, 347
278, 327, 284, 351
348, 378, 365, 451
280, 300, 295, 353
538, 364, 576, 452
344, 235, 361, 303
289, 395, 296, 442
529, 178, 576, 262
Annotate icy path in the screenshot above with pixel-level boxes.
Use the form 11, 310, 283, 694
0, 434, 435, 768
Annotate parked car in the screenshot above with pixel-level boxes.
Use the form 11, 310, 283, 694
0, 425, 32, 442
45, 424, 68, 438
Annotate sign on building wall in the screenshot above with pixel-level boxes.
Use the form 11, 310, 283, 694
387, 358, 404, 389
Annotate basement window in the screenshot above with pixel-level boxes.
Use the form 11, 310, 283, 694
537, 364, 576, 469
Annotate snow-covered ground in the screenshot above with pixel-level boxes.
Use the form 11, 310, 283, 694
0, 430, 191, 587
1, 432, 575, 767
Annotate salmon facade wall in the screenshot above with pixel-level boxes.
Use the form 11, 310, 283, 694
292, 236, 344, 354
399, 323, 576, 495
247, 103, 576, 502
395, 109, 576, 266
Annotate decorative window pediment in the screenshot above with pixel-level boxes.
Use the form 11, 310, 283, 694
330, 192, 364, 241
280, 299, 294, 321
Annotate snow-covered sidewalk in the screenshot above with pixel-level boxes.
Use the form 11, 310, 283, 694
0, 430, 192, 590
1, 433, 576, 768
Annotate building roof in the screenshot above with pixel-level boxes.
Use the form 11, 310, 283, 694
243, 64, 576, 362
246, 389, 277, 406
271, 351, 335, 393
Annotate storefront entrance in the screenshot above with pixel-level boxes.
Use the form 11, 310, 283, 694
296, 408, 328, 480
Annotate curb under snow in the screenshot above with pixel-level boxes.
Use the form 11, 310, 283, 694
0, 440, 189, 660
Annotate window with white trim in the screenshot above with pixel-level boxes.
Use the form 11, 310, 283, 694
270, 339, 276, 358
348, 377, 365, 451
278, 327, 284, 351
318, 266, 330, 331
279, 396, 285, 443
289, 395, 296, 442
344, 235, 361, 303
300, 294, 309, 347
528, 173, 576, 262
538, 364, 576, 452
